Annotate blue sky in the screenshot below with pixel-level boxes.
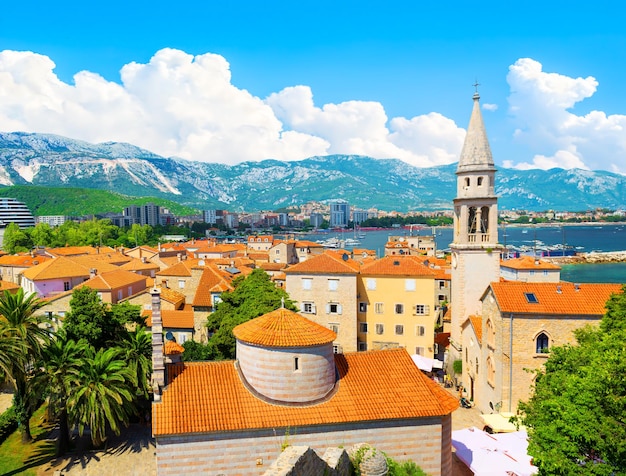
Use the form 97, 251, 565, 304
1, 1, 625, 174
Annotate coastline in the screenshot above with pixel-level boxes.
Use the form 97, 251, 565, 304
543, 250, 626, 265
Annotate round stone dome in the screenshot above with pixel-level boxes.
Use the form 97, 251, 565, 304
233, 308, 337, 403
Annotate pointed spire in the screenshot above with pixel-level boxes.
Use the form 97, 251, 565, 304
457, 88, 495, 172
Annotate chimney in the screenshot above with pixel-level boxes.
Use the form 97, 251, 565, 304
574, 283, 581, 292
150, 287, 165, 401
556, 285, 562, 294
89, 268, 97, 279
177, 253, 182, 262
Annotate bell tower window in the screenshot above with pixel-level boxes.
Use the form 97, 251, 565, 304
477, 177, 483, 186
464, 177, 470, 187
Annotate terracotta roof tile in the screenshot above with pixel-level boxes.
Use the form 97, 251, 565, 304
192, 266, 234, 307
144, 306, 194, 328
0, 254, 51, 267
21, 256, 118, 281
233, 308, 337, 347
285, 252, 359, 275
500, 256, 561, 270
153, 348, 458, 436
360, 255, 436, 277
469, 315, 483, 344
46, 245, 116, 257
489, 282, 623, 315
120, 258, 160, 272
165, 340, 185, 355
156, 259, 200, 277
82, 269, 146, 291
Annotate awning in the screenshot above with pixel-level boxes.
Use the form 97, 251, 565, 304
411, 354, 444, 372
481, 412, 526, 433
452, 426, 537, 476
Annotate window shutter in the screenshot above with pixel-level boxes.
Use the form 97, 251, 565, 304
424, 305, 430, 315
337, 304, 343, 315
311, 304, 316, 314
326, 303, 331, 314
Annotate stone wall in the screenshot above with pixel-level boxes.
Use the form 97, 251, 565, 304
156, 416, 451, 476
262, 446, 351, 476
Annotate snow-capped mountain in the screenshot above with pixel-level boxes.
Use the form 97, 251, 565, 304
0, 131, 625, 212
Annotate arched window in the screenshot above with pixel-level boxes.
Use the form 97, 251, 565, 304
468, 207, 477, 234
536, 332, 549, 353
477, 176, 483, 186
464, 177, 470, 187
486, 319, 495, 348
480, 206, 490, 233
487, 355, 495, 387
475, 357, 479, 374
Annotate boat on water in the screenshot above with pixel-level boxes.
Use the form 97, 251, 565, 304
317, 237, 341, 248
343, 238, 361, 246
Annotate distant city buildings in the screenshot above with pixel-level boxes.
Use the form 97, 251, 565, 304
36, 215, 68, 227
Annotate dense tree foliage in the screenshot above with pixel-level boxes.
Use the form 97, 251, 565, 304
205, 269, 296, 360
519, 285, 626, 475
359, 214, 452, 228
63, 287, 142, 349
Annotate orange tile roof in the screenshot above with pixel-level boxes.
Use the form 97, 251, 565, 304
500, 256, 561, 270
82, 269, 146, 291
294, 240, 323, 248
360, 256, 436, 277
158, 287, 186, 308
285, 252, 359, 275
0, 280, 20, 292
156, 259, 201, 277
0, 254, 52, 267
21, 256, 118, 281
192, 266, 234, 307
257, 262, 286, 271
46, 245, 116, 257
489, 282, 623, 315
233, 308, 336, 347
120, 258, 160, 272
153, 348, 458, 436
144, 306, 195, 328
469, 315, 483, 344
164, 340, 185, 355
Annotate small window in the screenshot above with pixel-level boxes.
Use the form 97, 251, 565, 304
375, 302, 384, 314
476, 357, 479, 374
375, 323, 384, 335
477, 177, 483, 186
117, 290, 123, 300
359, 302, 367, 313
302, 302, 316, 314
359, 322, 368, 333
327, 303, 341, 314
525, 293, 539, 304
405, 279, 416, 291
128, 286, 133, 296
395, 325, 404, 335
178, 279, 185, 289
395, 304, 404, 314
415, 346, 425, 356
276, 249, 280, 254
63, 281, 70, 292
536, 332, 549, 353
328, 279, 339, 291
328, 323, 339, 334
294, 357, 300, 372
415, 304, 430, 315
179, 333, 187, 344
464, 177, 470, 187
302, 278, 312, 290
416, 325, 425, 337
358, 342, 367, 351
439, 281, 446, 289
367, 278, 377, 290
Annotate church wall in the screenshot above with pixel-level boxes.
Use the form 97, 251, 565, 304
156, 416, 451, 476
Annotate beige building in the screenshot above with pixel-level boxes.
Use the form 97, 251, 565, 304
500, 255, 561, 282
358, 256, 437, 357
464, 281, 622, 413
285, 251, 359, 353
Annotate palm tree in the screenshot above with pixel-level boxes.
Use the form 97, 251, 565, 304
119, 327, 152, 399
69, 347, 136, 447
38, 330, 89, 455
0, 288, 48, 443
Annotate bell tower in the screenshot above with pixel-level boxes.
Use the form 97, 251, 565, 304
449, 89, 502, 359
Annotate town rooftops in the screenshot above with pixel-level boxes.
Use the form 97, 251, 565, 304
152, 348, 458, 436
233, 308, 336, 347
82, 269, 146, 291
468, 315, 483, 344
0, 254, 51, 267
144, 305, 194, 329
487, 282, 623, 315
285, 251, 359, 274
21, 256, 118, 281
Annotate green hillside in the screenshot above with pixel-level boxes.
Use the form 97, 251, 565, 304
0, 185, 198, 217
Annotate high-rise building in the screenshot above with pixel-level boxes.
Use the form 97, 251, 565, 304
329, 200, 350, 228
123, 203, 161, 227
202, 209, 225, 225
0, 198, 36, 228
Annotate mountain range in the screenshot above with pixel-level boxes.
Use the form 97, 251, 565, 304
0, 131, 625, 213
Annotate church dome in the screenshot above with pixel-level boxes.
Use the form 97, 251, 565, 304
233, 308, 337, 404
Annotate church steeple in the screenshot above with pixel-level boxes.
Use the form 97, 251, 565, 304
457, 90, 495, 173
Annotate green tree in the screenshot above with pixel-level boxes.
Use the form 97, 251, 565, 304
181, 340, 214, 361
118, 327, 152, 398
38, 330, 89, 455
30, 222, 54, 247
69, 347, 136, 447
0, 289, 48, 443
519, 285, 626, 475
64, 288, 139, 349
205, 268, 296, 359
2, 222, 32, 254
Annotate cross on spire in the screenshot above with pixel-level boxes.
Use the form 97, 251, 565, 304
473, 79, 480, 93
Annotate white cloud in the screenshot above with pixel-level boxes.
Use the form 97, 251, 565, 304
506, 58, 626, 174
482, 103, 498, 111
0, 48, 466, 168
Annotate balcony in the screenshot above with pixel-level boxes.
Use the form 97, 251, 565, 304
468, 233, 490, 243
